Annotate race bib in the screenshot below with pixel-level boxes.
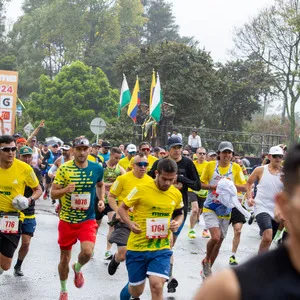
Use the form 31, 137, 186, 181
71, 194, 91, 210
146, 218, 168, 239
0, 215, 19, 234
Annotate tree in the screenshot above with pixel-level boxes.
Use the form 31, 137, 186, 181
210, 58, 271, 130
22, 61, 119, 141
234, 0, 300, 143
143, 0, 194, 45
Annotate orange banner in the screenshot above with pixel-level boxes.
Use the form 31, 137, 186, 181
0, 70, 18, 135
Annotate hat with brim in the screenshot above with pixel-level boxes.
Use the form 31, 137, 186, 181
218, 141, 234, 153
269, 146, 284, 155
167, 136, 183, 150
19, 146, 33, 155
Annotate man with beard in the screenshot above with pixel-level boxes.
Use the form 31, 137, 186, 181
148, 136, 200, 293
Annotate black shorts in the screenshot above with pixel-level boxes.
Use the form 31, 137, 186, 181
188, 192, 205, 209
256, 212, 279, 237
45, 173, 53, 184
0, 233, 21, 258
94, 198, 114, 221
109, 222, 130, 246
230, 207, 246, 225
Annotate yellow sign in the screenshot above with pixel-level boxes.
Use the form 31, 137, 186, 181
0, 70, 18, 135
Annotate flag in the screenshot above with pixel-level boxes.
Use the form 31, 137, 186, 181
118, 74, 131, 116
150, 73, 162, 122
127, 76, 140, 123
149, 70, 156, 108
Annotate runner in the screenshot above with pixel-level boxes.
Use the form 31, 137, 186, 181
118, 158, 184, 300
88, 143, 103, 164
148, 136, 200, 293
99, 141, 111, 162
0, 135, 41, 275
14, 146, 43, 276
107, 153, 153, 275
200, 141, 246, 279
96, 147, 125, 260
51, 136, 105, 300
40, 143, 54, 200
194, 143, 300, 300
188, 147, 209, 239
119, 144, 136, 171
246, 145, 283, 253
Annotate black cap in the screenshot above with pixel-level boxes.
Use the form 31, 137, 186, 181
101, 141, 111, 148
167, 136, 183, 150
91, 143, 101, 148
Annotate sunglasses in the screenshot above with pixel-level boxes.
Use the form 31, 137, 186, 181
103, 147, 110, 150
135, 162, 149, 167
160, 152, 166, 155
272, 154, 283, 159
0, 146, 17, 152
141, 148, 150, 152
73, 138, 89, 147
197, 152, 206, 155
182, 153, 189, 156
129, 151, 136, 155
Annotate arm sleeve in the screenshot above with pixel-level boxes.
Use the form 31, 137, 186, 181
123, 186, 140, 208
109, 177, 123, 197
177, 161, 201, 191
25, 167, 39, 189
188, 135, 192, 146
147, 159, 159, 178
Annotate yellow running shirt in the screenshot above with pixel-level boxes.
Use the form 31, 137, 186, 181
109, 171, 153, 206
0, 159, 39, 218
188, 160, 208, 197
124, 180, 183, 251
118, 156, 131, 171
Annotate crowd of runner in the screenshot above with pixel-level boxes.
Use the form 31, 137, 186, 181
0, 121, 298, 300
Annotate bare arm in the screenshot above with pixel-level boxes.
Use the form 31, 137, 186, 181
236, 184, 247, 193
0, 116, 4, 135
118, 202, 141, 234
108, 192, 119, 214
29, 185, 43, 204
27, 120, 44, 143
194, 269, 240, 300
246, 167, 262, 206
51, 182, 76, 199
96, 181, 105, 212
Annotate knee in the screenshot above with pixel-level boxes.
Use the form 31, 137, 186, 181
234, 228, 242, 236
1, 263, 11, 271
81, 248, 93, 260
191, 206, 198, 216
150, 281, 164, 296
21, 241, 30, 250
210, 234, 221, 244
262, 232, 272, 244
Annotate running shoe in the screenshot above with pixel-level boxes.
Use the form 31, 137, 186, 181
43, 191, 48, 200
167, 277, 178, 293
72, 263, 84, 288
201, 259, 212, 279
108, 254, 120, 275
202, 229, 210, 238
229, 255, 238, 266
59, 291, 68, 300
104, 250, 113, 260
248, 212, 255, 225
188, 229, 196, 239
14, 267, 24, 276
52, 199, 56, 205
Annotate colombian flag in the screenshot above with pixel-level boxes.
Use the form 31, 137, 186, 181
127, 76, 140, 123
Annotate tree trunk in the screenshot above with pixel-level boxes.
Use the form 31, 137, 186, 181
290, 100, 296, 144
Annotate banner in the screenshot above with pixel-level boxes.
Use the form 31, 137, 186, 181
0, 70, 18, 135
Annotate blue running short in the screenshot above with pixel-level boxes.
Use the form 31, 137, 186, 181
126, 249, 173, 286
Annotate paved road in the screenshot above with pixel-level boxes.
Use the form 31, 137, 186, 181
1, 199, 267, 300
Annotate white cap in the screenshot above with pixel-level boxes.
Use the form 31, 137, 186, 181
127, 144, 137, 152
269, 146, 284, 155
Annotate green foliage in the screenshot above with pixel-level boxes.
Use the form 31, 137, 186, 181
23, 61, 118, 141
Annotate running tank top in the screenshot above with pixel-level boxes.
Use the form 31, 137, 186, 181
31, 147, 39, 168
234, 245, 300, 300
204, 161, 233, 216
254, 165, 283, 218
103, 163, 121, 203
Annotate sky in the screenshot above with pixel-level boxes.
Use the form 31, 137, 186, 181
6, 0, 275, 62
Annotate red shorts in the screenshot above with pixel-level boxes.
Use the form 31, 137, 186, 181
58, 219, 98, 250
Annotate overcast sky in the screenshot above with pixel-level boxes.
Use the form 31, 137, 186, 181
6, 0, 275, 62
